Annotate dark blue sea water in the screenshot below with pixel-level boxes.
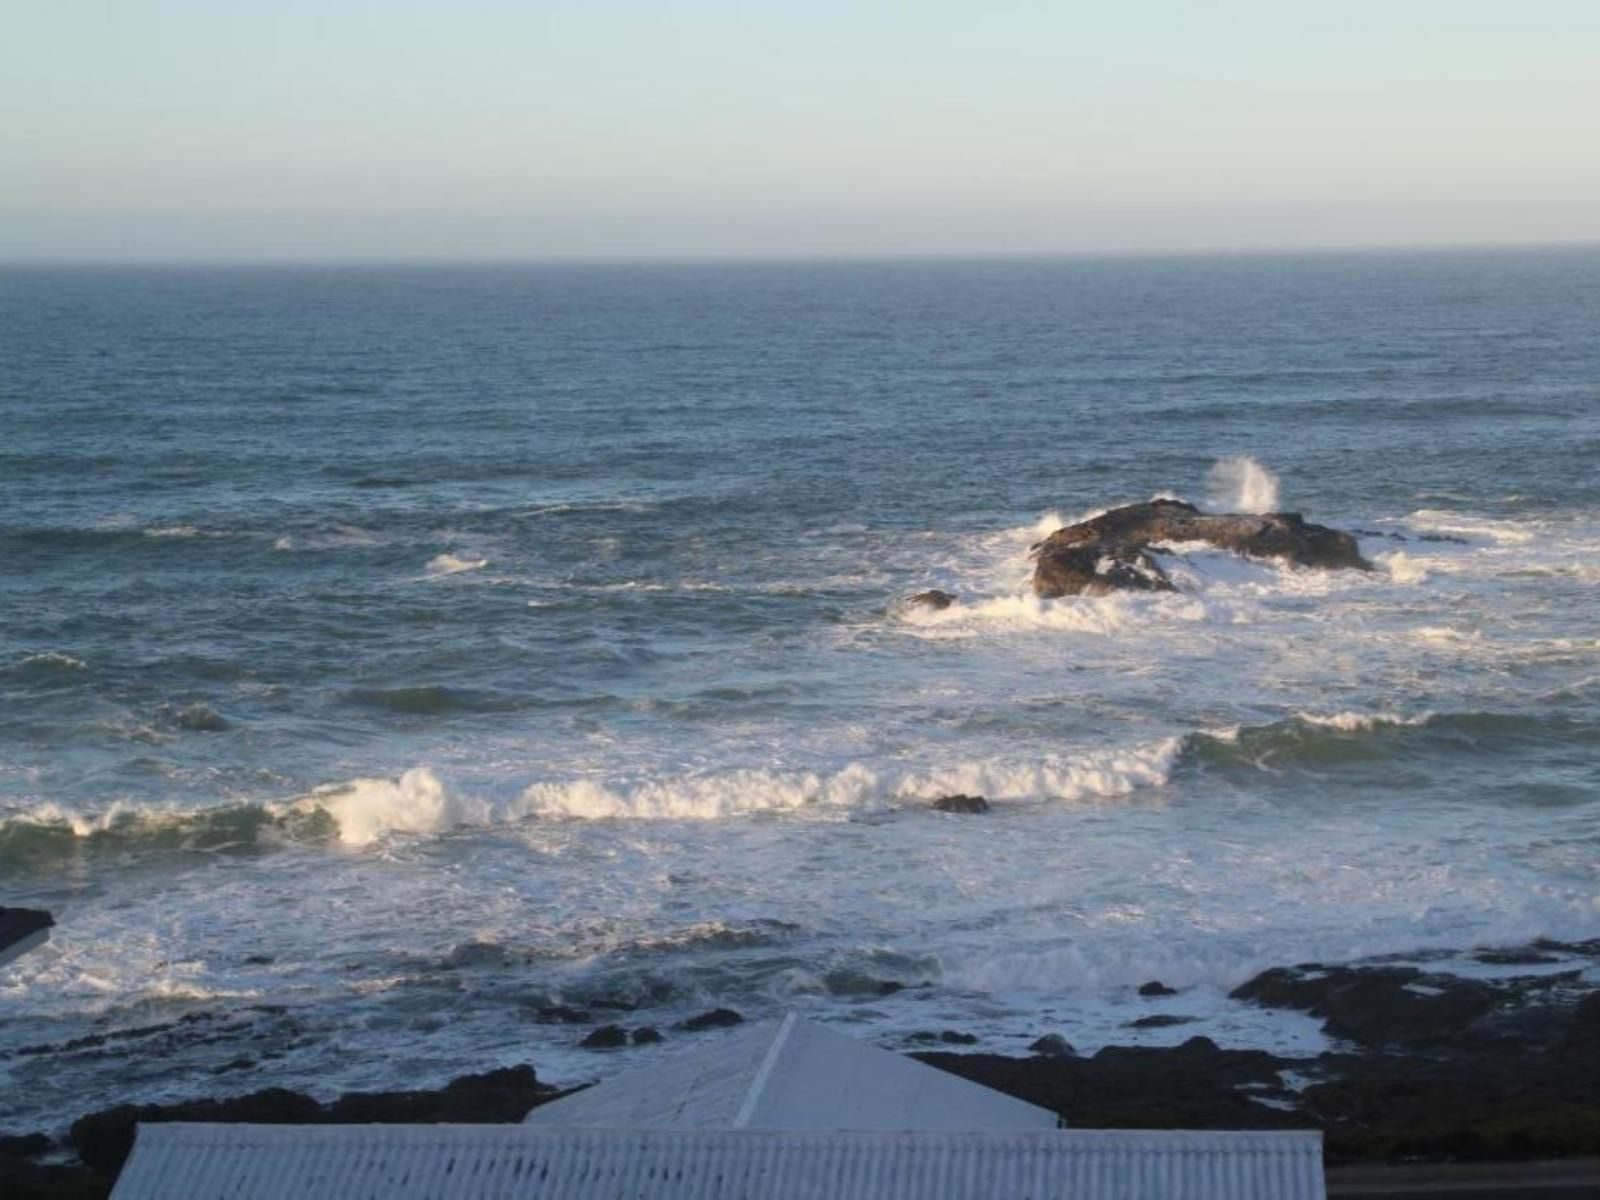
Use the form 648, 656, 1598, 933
3, 250, 1598, 1131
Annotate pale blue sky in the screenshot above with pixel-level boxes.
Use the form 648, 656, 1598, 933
4, 1, 1598, 260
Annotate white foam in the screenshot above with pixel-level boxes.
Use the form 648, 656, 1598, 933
1406, 509, 1535, 545
423, 553, 488, 577
1377, 550, 1431, 584
1294, 711, 1431, 732
1206, 456, 1280, 514
521, 739, 1181, 821
309, 767, 470, 845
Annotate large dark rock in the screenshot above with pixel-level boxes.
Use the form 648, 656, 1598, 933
70, 1066, 552, 1175
71, 1088, 322, 1173
678, 1008, 743, 1032
917, 1036, 1297, 1130
907, 589, 957, 610
1031, 499, 1371, 597
1231, 965, 1500, 1049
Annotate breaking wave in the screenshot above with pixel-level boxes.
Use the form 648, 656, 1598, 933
0, 741, 1186, 857
1206, 456, 1280, 514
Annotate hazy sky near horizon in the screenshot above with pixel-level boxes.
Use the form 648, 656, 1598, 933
4, 1, 1599, 261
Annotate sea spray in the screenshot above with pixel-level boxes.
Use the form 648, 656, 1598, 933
1206, 456, 1281, 514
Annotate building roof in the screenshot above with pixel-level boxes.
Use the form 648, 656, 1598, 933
0, 906, 52, 968
523, 1014, 1057, 1131
112, 1124, 1326, 1200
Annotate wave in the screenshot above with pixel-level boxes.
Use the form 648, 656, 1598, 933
343, 685, 530, 716
1205, 456, 1280, 514
1, 652, 90, 686
1185, 709, 1598, 773
423, 553, 488, 577
1403, 509, 1536, 546
901, 590, 1213, 634
0, 740, 1186, 858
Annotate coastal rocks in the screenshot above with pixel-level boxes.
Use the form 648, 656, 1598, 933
69, 1065, 554, 1175
1230, 964, 1504, 1049
931, 795, 988, 815
1030, 499, 1371, 598
917, 1036, 1297, 1131
1126, 1014, 1198, 1029
1138, 980, 1178, 997
906, 589, 956, 610
677, 1007, 743, 1032
579, 1025, 629, 1049
1028, 1034, 1075, 1058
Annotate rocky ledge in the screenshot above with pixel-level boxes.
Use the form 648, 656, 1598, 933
1031, 499, 1371, 597
6, 945, 1599, 1197
921, 942, 1600, 1164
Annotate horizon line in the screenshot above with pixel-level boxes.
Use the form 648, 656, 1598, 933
4, 237, 1599, 271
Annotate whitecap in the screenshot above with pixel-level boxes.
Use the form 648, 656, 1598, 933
423, 553, 488, 577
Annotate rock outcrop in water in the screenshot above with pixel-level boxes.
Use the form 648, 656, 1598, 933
1030, 499, 1371, 598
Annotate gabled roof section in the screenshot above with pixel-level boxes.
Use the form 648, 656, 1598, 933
524, 1014, 1057, 1131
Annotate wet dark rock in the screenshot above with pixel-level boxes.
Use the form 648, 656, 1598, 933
630, 1026, 662, 1045
1127, 1014, 1198, 1029
823, 970, 906, 997
916, 1036, 1293, 1131
1029, 1034, 1075, 1058
535, 1005, 593, 1025
906, 1030, 979, 1045
0, 1133, 52, 1158
579, 1025, 628, 1049
1230, 964, 1500, 1048
242, 954, 274, 966
1031, 499, 1370, 597
1474, 949, 1560, 966
678, 1008, 743, 1031
907, 589, 956, 610
1574, 992, 1600, 1030
1138, 981, 1178, 997
0, 1154, 109, 1200
70, 1066, 552, 1175
931, 794, 990, 814
72, 1088, 322, 1172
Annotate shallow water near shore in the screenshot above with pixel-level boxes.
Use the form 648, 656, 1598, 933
2, 250, 1599, 1131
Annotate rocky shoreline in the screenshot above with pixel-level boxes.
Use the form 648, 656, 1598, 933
5, 942, 1598, 1198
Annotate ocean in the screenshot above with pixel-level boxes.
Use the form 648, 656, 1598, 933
2, 250, 1598, 1132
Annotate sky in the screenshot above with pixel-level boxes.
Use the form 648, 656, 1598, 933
3, 1, 1599, 261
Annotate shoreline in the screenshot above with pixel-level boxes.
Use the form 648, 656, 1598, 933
5, 938, 1598, 1198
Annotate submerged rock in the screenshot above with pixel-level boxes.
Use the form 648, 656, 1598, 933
678, 1008, 743, 1032
907, 589, 956, 610
579, 1024, 628, 1049
931, 794, 990, 814
1138, 980, 1179, 997
1031, 499, 1371, 598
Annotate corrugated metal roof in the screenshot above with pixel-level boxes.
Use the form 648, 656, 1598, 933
112, 1124, 1325, 1200
525, 1014, 1058, 1131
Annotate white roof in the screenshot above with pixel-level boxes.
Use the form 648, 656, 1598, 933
112, 1124, 1326, 1200
523, 1014, 1056, 1131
